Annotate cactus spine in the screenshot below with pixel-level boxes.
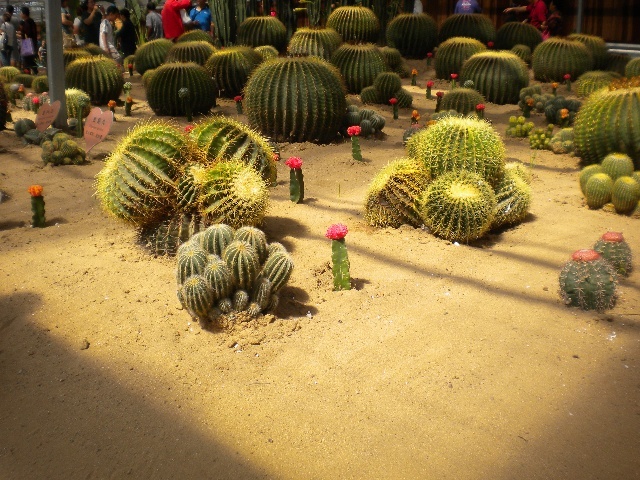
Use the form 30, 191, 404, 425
584, 173, 613, 209
176, 241, 208, 284
178, 275, 215, 319
559, 249, 617, 312
601, 153, 634, 180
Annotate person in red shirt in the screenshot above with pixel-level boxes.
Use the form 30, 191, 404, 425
504, 0, 548, 30
161, 0, 191, 41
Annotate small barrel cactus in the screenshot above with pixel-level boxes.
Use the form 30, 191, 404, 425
625, 57, 640, 78
360, 86, 380, 104
146, 62, 217, 117
66, 56, 124, 105
363, 158, 431, 228
601, 153, 634, 181
495, 22, 542, 51
260, 250, 294, 293
326, 5, 380, 44
511, 44, 532, 65
579, 164, 603, 195
190, 116, 277, 184
176, 241, 208, 284
575, 70, 620, 98
65, 88, 91, 119
198, 223, 235, 256
63, 48, 90, 66
440, 88, 486, 115
331, 43, 388, 94
32, 75, 49, 94
287, 28, 343, 61
611, 176, 640, 214
419, 170, 497, 243
567, 34, 609, 70
438, 14, 496, 46
407, 116, 506, 187
12, 73, 34, 88
584, 173, 614, 209
435, 37, 486, 80
593, 232, 633, 277
606, 53, 631, 76
95, 120, 190, 226
244, 57, 347, 143
532, 38, 593, 82
379, 46, 409, 77
223, 240, 260, 290
573, 87, 640, 168
83, 43, 106, 56
559, 249, 617, 312
491, 166, 533, 229
176, 29, 216, 46
165, 41, 217, 66
134, 38, 172, 75
138, 213, 205, 256
461, 51, 529, 105
0, 66, 20, 83
204, 46, 263, 98
178, 275, 215, 319
236, 16, 287, 51
386, 13, 437, 59
203, 255, 234, 302
254, 45, 279, 61
234, 226, 268, 263
372, 72, 402, 100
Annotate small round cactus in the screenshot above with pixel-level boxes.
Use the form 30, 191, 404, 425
331, 43, 388, 94
438, 14, 496, 46
234, 226, 268, 263
601, 153, 635, 181
440, 88, 486, 115
579, 164, 604, 195
178, 275, 215, 320
223, 240, 260, 290
202, 255, 234, 301
532, 37, 593, 82
260, 251, 294, 292
236, 16, 288, 51
559, 249, 617, 312
611, 176, 640, 214
593, 232, 633, 277
495, 21, 542, 51
65, 56, 124, 105
492, 167, 533, 228
176, 241, 208, 284
198, 224, 235, 256
204, 46, 262, 98
176, 29, 216, 45
419, 170, 497, 243
584, 173, 614, 209
435, 37, 486, 80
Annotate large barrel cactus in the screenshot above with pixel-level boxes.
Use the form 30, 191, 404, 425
532, 37, 593, 82
386, 13, 437, 59
0, 66, 20, 83
331, 43, 387, 94
438, 14, 496, 45
287, 28, 343, 61
573, 87, 640, 168
65, 56, 124, 105
495, 22, 542, 51
95, 121, 190, 226
176, 29, 216, 46
363, 158, 431, 228
146, 62, 217, 116
440, 88, 486, 115
204, 46, 263, 98
63, 48, 90, 67
165, 41, 216, 66
460, 51, 529, 105
236, 16, 288, 52
134, 38, 172, 75
435, 37, 486, 79
575, 70, 620, 98
407, 116, 506, 186
244, 57, 346, 143
190, 116, 277, 183
567, 33, 608, 70
326, 5, 380, 44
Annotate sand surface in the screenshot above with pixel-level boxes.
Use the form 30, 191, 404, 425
1, 60, 639, 479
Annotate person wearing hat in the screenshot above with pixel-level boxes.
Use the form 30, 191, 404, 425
100, 5, 121, 63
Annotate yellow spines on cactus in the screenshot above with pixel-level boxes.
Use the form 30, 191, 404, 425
222, 240, 260, 291
611, 176, 640, 213
584, 173, 614, 209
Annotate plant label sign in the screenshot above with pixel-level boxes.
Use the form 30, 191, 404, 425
35, 100, 61, 132
84, 107, 113, 151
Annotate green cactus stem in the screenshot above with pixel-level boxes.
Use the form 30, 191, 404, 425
351, 136, 362, 162
331, 239, 350, 291
176, 241, 208, 284
199, 224, 235, 256
289, 167, 304, 203
223, 240, 260, 290
601, 153, 634, 181
559, 249, 617, 312
30, 191, 46, 228
125, 98, 133, 116
593, 232, 633, 277
261, 251, 294, 292
234, 226, 268, 263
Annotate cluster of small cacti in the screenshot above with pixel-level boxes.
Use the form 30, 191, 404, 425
175, 224, 294, 324
287, 27, 342, 60
575, 70, 620, 98
434, 37, 486, 80
495, 21, 542, 51
165, 41, 217, 66
146, 62, 217, 116
386, 13, 437, 59
204, 46, 262, 98
331, 43, 388, 94
506, 116, 534, 138
326, 5, 380, 44
579, 153, 640, 213
440, 88, 485, 115
22, 92, 48, 112
461, 51, 529, 105
517, 86, 551, 115
65, 56, 124, 105
548, 128, 575, 155
236, 16, 288, 51
244, 56, 346, 143
528, 124, 555, 150
532, 37, 593, 82
13, 118, 36, 137
343, 105, 386, 138
438, 14, 496, 46
41, 132, 87, 166
573, 86, 640, 168
360, 71, 412, 108
543, 96, 581, 126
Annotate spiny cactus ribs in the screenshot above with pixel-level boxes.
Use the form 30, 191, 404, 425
176, 224, 294, 325
559, 249, 617, 312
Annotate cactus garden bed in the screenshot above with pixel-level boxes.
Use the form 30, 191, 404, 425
0, 57, 638, 480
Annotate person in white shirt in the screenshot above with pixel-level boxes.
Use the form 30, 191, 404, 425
99, 5, 121, 63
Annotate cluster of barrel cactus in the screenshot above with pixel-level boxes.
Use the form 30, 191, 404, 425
41, 132, 87, 166
344, 105, 386, 137
360, 71, 412, 107
529, 124, 555, 150
176, 224, 294, 325
579, 153, 640, 213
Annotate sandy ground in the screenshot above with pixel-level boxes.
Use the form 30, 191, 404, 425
1, 60, 639, 480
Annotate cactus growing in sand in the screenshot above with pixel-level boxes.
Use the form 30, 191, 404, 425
611, 177, 640, 214
204, 47, 262, 98
584, 173, 614, 209
326, 5, 380, 44
331, 43, 388, 94
165, 41, 217, 66
461, 51, 529, 105
495, 22, 542, 51
287, 28, 343, 61
65, 56, 124, 105
236, 16, 287, 51
435, 37, 486, 80
559, 249, 617, 312
440, 88, 486, 115
244, 57, 346, 143
438, 14, 495, 46
176, 241, 209, 284
532, 38, 593, 82
28, 185, 46, 228
386, 13, 437, 59
491, 165, 533, 228
593, 232, 633, 277
146, 63, 217, 116
134, 38, 172, 75
65, 88, 91, 119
